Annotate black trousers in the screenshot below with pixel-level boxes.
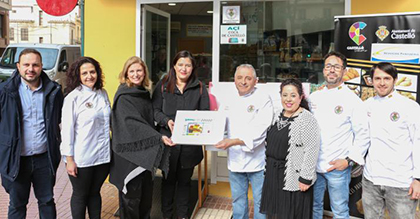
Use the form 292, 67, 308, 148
119, 170, 153, 219
161, 158, 194, 218
68, 163, 110, 219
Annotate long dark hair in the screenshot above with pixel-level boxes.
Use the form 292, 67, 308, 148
162, 50, 197, 93
65, 57, 104, 95
280, 79, 310, 111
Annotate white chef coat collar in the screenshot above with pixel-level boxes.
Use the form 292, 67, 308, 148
239, 87, 257, 98
325, 83, 345, 91
80, 84, 96, 92
375, 89, 396, 101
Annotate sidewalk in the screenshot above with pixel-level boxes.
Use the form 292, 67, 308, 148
0, 161, 238, 219
0, 162, 119, 219
1, 162, 418, 219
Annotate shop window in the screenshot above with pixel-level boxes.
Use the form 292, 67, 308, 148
219, 0, 344, 84
39, 11, 43, 26
9, 28, 14, 41
0, 14, 3, 37
71, 29, 74, 44
21, 28, 28, 41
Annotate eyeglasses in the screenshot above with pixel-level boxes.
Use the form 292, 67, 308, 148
324, 64, 343, 71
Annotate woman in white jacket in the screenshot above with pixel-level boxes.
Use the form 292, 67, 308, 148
60, 57, 111, 219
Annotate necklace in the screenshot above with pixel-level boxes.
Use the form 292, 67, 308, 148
277, 108, 300, 131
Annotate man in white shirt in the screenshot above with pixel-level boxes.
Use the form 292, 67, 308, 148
310, 52, 370, 219
362, 62, 420, 218
216, 64, 273, 219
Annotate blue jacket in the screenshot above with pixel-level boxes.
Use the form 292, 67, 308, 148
0, 71, 63, 181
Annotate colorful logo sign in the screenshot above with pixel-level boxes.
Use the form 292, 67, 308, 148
349, 22, 367, 46
390, 112, 400, 122
376, 26, 390, 41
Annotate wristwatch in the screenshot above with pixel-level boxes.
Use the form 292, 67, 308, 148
345, 157, 355, 167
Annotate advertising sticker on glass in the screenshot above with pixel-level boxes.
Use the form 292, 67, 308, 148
220, 25, 247, 44
222, 6, 240, 24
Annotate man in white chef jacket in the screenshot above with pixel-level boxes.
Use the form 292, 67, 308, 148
310, 51, 370, 219
216, 64, 273, 219
362, 62, 420, 218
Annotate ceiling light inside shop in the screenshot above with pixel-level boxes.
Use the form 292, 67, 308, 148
207, 11, 213, 14
168, 3, 176, 6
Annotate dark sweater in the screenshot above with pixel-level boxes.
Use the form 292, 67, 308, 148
109, 84, 169, 190
152, 78, 210, 169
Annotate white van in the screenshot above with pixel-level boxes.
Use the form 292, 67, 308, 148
0, 43, 81, 86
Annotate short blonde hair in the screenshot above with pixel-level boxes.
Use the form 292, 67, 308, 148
119, 56, 152, 90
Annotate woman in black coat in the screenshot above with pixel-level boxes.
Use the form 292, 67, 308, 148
110, 56, 174, 219
152, 50, 210, 219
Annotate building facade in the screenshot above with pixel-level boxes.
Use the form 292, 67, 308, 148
83, 0, 420, 184
9, 0, 80, 45
0, 0, 11, 54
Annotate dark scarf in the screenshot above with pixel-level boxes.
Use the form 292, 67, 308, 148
111, 83, 170, 178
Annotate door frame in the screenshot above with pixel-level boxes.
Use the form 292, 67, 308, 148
140, 4, 171, 76
137, 0, 219, 83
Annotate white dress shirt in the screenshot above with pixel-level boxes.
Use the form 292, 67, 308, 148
219, 88, 273, 172
309, 84, 369, 173
364, 91, 420, 188
60, 85, 111, 167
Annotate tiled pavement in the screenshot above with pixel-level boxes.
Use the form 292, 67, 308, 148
0, 161, 247, 219
1, 162, 419, 219
0, 162, 119, 219
195, 196, 244, 219
0, 162, 237, 219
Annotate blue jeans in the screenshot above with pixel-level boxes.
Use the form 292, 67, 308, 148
362, 177, 417, 219
1, 152, 56, 219
313, 167, 351, 219
229, 170, 265, 219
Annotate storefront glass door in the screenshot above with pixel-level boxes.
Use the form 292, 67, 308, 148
142, 5, 171, 85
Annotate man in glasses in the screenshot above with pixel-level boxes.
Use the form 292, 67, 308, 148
309, 51, 370, 219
